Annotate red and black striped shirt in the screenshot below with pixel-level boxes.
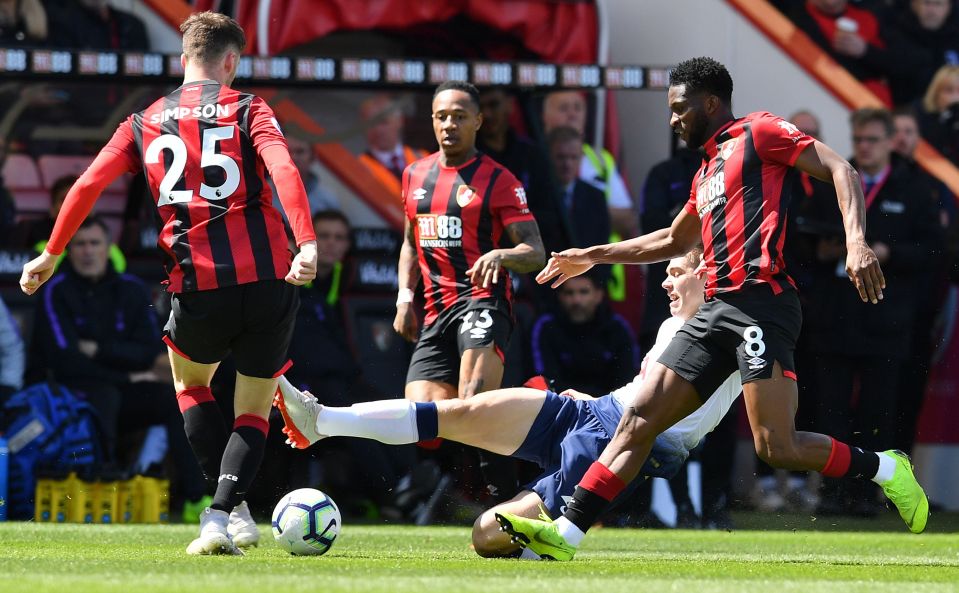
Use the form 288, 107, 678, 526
685, 111, 815, 298
402, 152, 535, 325
101, 80, 308, 293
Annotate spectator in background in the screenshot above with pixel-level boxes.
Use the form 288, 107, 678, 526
787, 0, 898, 105
477, 87, 567, 254
0, 296, 24, 400
918, 64, 959, 164
286, 210, 357, 391
890, 0, 959, 105
890, 107, 954, 455
802, 108, 941, 515
893, 107, 923, 159
357, 94, 425, 198
272, 133, 340, 219
0, 0, 46, 44
13, 174, 73, 251
529, 270, 637, 396
46, 0, 148, 50
547, 126, 610, 257
542, 91, 637, 239
28, 216, 207, 511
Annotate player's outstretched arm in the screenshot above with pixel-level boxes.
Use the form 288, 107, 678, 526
466, 220, 545, 289
536, 209, 701, 288
794, 141, 885, 304
394, 218, 421, 342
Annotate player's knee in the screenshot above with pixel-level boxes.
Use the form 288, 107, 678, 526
471, 511, 507, 557
753, 433, 800, 468
616, 407, 658, 448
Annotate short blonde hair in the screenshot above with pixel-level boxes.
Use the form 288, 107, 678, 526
180, 11, 246, 65
922, 64, 959, 113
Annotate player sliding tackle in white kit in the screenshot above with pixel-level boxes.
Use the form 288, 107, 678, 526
275, 249, 740, 558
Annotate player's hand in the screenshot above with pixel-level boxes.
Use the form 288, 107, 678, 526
286, 242, 317, 286
393, 303, 419, 342
535, 249, 595, 288
559, 388, 595, 401
466, 250, 504, 289
846, 239, 885, 304
20, 250, 59, 296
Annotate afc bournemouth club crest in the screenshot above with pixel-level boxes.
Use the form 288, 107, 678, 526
719, 138, 736, 161
720, 138, 737, 160
456, 184, 477, 208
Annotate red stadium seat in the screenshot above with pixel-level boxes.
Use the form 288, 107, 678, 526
12, 190, 51, 215
37, 155, 129, 192
2, 154, 42, 189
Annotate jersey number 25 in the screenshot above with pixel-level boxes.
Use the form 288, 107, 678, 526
145, 126, 240, 206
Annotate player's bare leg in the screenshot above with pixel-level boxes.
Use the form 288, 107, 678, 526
744, 362, 929, 533
593, 363, 702, 479
405, 380, 457, 402
458, 344, 505, 398
436, 388, 545, 454
741, 362, 831, 471
458, 344, 514, 498
473, 490, 546, 558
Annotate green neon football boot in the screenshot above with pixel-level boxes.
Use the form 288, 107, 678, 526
494, 511, 577, 561
880, 450, 929, 534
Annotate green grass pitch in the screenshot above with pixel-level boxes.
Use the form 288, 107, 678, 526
0, 520, 957, 593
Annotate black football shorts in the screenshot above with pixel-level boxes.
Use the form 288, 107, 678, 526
406, 299, 513, 386
164, 279, 299, 379
657, 285, 802, 399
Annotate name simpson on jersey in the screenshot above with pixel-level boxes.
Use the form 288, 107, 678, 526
150, 103, 233, 124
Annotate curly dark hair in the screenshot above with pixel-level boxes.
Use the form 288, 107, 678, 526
669, 57, 733, 104
433, 80, 480, 110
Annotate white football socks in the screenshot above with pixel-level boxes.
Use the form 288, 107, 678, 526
518, 547, 542, 560
554, 516, 585, 547
314, 400, 419, 444
872, 451, 897, 485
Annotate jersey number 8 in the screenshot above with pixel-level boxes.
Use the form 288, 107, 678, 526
146, 126, 241, 206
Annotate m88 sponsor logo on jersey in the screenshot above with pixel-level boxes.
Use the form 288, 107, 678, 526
417, 214, 463, 247
696, 171, 727, 218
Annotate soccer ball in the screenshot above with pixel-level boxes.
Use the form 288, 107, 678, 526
271, 488, 341, 556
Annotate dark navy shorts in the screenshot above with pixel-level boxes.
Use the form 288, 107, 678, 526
512, 391, 692, 518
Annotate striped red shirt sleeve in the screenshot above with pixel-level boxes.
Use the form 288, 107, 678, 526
751, 112, 815, 166
249, 99, 315, 246
491, 172, 535, 227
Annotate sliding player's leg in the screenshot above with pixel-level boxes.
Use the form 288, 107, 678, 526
275, 380, 548, 454
496, 357, 712, 560
472, 490, 547, 558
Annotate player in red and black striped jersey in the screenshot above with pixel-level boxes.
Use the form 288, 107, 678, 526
505, 57, 928, 559
20, 12, 317, 556
394, 81, 544, 402
393, 81, 544, 503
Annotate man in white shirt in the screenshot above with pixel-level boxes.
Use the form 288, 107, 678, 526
275, 247, 744, 558
542, 91, 636, 239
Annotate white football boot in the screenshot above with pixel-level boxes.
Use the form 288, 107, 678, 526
228, 501, 260, 549
186, 507, 243, 555
273, 376, 327, 449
